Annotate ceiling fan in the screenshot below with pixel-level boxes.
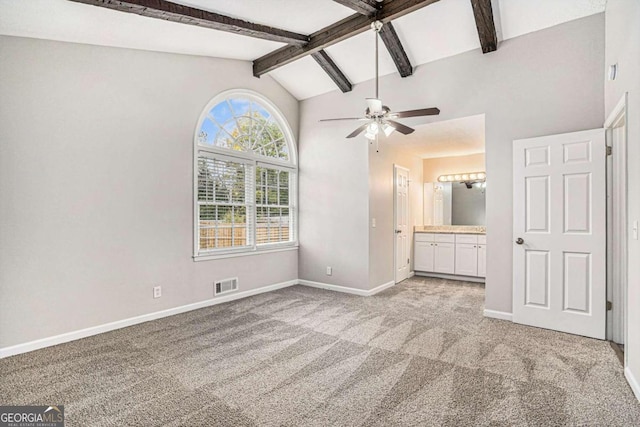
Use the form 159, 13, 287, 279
320, 20, 440, 148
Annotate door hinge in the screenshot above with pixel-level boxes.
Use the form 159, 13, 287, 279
606, 146, 613, 156
607, 301, 613, 311
407, 258, 410, 265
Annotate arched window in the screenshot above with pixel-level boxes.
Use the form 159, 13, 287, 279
194, 90, 297, 258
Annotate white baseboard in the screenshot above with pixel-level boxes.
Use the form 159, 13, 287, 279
1, 277, 398, 359
626, 367, 640, 402
0, 279, 298, 359
369, 280, 396, 295
409, 271, 415, 278
415, 272, 485, 283
297, 279, 370, 296
297, 279, 395, 297
483, 309, 513, 321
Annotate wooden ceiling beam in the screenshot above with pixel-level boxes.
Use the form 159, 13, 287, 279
68, 0, 309, 45
378, 22, 412, 77
311, 50, 353, 93
253, 0, 439, 77
332, 0, 380, 17
335, 1, 413, 78
470, 0, 497, 53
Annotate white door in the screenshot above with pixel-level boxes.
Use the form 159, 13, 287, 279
433, 243, 455, 274
415, 241, 434, 272
513, 129, 606, 339
433, 183, 451, 226
424, 184, 434, 226
455, 244, 478, 276
433, 184, 444, 225
394, 166, 410, 283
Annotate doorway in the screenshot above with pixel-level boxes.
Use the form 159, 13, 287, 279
605, 93, 628, 354
394, 165, 410, 283
387, 114, 486, 284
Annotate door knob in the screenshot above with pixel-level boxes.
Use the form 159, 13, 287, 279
395, 230, 402, 234
515, 237, 524, 245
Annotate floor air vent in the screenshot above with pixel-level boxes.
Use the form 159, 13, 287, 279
215, 277, 238, 295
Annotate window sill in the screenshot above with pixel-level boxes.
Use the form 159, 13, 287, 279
193, 245, 299, 262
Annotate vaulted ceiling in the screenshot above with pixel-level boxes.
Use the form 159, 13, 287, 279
0, 0, 606, 100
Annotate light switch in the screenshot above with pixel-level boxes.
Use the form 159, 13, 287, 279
372, 218, 376, 228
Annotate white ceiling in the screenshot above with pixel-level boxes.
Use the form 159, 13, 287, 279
0, 0, 607, 100
171, 0, 353, 34
387, 114, 485, 159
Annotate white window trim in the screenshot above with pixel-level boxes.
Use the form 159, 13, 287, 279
193, 89, 298, 260
193, 245, 299, 262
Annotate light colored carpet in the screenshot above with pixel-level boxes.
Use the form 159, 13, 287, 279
1, 277, 639, 426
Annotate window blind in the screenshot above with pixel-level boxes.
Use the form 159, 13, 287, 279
255, 165, 296, 245
197, 155, 254, 252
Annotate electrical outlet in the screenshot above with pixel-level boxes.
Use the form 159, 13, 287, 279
153, 286, 162, 299
372, 218, 376, 228
326, 266, 332, 276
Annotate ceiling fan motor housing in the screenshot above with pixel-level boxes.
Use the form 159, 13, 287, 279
365, 105, 391, 118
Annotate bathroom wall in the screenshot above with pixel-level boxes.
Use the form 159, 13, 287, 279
423, 153, 486, 183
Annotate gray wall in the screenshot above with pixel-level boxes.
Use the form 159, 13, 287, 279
605, 0, 640, 393
301, 14, 605, 304
0, 36, 299, 348
369, 148, 424, 286
298, 93, 371, 289
297, 96, 423, 290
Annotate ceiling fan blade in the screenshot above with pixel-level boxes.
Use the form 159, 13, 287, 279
386, 120, 415, 135
346, 123, 370, 138
366, 98, 383, 113
392, 107, 440, 118
319, 117, 368, 122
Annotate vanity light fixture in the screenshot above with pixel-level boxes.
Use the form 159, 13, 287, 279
438, 171, 486, 183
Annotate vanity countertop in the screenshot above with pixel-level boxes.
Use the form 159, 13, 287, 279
414, 225, 486, 235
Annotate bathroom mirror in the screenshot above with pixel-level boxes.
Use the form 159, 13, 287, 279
424, 181, 486, 226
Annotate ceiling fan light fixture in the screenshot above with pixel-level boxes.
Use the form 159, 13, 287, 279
382, 123, 395, 137
365, 122, 378, 140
